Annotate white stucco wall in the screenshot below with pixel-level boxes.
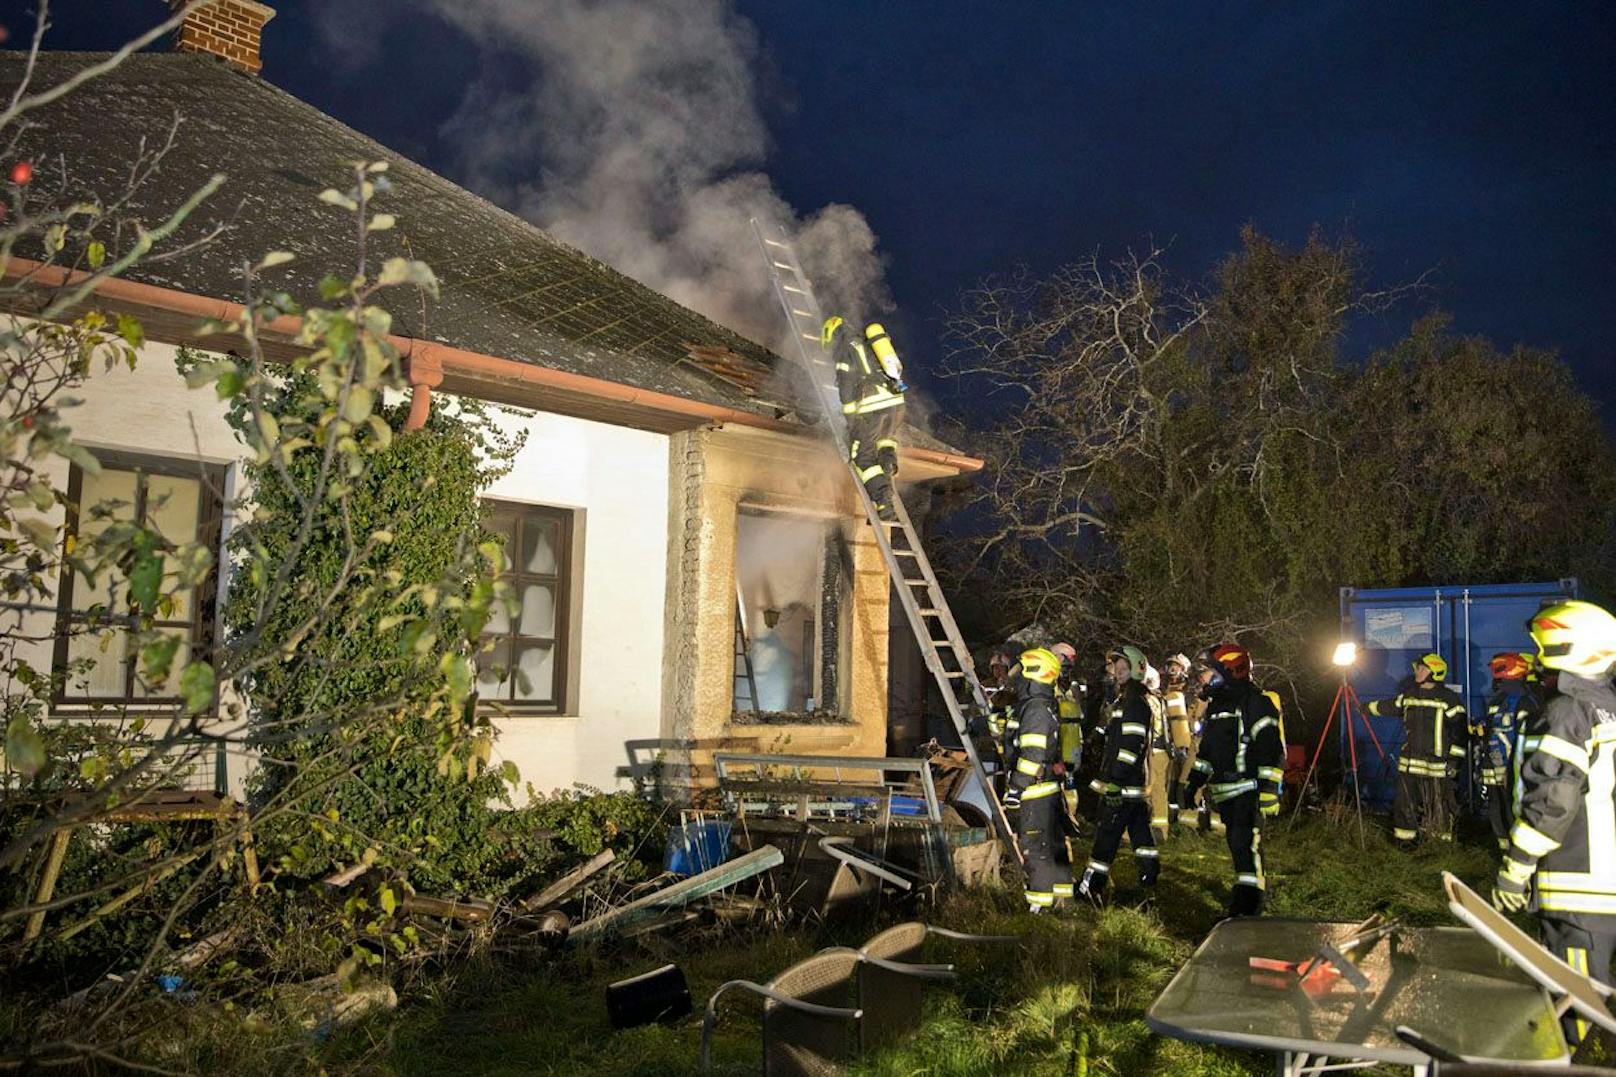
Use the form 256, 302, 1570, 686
14, 334, 668, 801
477, 404, 670, 800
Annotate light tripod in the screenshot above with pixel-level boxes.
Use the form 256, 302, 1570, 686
1291, 673, 1390, 843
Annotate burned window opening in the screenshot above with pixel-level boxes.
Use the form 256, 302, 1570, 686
732, 510, 851, 724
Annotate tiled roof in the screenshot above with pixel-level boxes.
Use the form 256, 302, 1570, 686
3, 50, 793, 416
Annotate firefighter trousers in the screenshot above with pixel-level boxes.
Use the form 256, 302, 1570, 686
847, 407, 903, 514
1483, 779, 1513, 851
1148, 749, 1171, 835
1538, 917, 1616, 1045
1216, 792, 1265, 917
1080, 799, 1158, 899
1391, 767, 1456, 843
1018, 791, 1068, 908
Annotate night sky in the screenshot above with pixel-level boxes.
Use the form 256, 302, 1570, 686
10, 1, 1616, 415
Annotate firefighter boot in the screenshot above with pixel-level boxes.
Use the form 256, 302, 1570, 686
1076, 862, 1110, 907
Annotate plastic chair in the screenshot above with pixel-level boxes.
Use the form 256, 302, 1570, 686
702, 950, 861, 1076
853, 922, 1018, 1052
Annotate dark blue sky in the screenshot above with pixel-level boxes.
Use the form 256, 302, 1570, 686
12, 1, 1616, 409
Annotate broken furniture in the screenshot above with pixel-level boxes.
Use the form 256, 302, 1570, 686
568, 844, 784, 943
1147, 916, 1572, 1075
701, 921, 1020, 1075
606, 963, 693, 1028
23, 788, 260, 942
846, 922, 1017, 1053
714, 752, 1000, 919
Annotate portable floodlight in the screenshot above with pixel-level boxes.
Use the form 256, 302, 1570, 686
1332, 641, 1358, 668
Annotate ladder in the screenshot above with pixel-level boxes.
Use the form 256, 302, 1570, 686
749, 218, 1022, 865
733, 581, 761, 714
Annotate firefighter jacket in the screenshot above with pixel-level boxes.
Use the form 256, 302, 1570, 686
1499, 671, 1616, 925
829, 322, 904, 417
1482, 681, 1537, 786
1090, 686, 1152, 801
1006, 682, 1061, 804
1183, 681, 1284, 806
1147, 691, 1170, 751
1366, 680, 1468, 778
1165, 684, 1194, 750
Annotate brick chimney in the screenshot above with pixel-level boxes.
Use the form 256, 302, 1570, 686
171, 0, 276, 75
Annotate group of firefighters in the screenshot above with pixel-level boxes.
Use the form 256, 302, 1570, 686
980, 641, 1283, 918
975, 600, 1616, 1045
819, 315, 1616, 1040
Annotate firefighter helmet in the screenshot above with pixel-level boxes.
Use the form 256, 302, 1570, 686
1489, 652, 1531, 683
1164, 652, 1192, 676
1201, 642, 1253, 682
1529, 600, 1616, 676
1412, 653, 1448, 681
1051, 642, 1077, 666
1143, 664, 1161, 691
1019, 647, 1062, 685
820, 315, 845, 350
1105, 645, 1149, 681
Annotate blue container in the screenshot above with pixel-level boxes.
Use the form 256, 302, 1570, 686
1338, 580, 1578, 808
664, 819, 732, 877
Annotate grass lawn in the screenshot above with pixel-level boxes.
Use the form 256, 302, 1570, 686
329, 814, 1599, 1077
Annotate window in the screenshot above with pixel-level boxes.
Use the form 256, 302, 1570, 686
53, 452, 224, 708
478, 502, 573, 713
732, 511, 850, 718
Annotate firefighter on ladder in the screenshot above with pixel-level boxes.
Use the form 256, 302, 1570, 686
1494, 600, 1616, 1046
1480, 651, 1539, 851
1001, 647, 1070, 911
1077, 646, 1160, 905
1182, 643, 1284, 917
822, 316, 906, 522
1364, 653, 1469, 845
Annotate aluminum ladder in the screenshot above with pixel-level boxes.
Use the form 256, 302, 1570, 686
749, 217, 1022, 865
733, 581, 762, 715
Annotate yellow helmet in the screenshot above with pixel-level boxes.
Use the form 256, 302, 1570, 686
821, 315, 845, 350
1018, 647, 1061, 685
1413, 653, 1448, 681
1529, 600, 1616, 676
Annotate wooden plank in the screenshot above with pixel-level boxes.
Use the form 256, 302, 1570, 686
568, 845, 783, 942
24, 827, 75, 942
400, 894, 494, 922
518, 849, 615, 913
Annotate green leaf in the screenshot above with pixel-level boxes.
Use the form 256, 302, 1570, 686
127, 533, 163, 612
343, 386, 375, 424
379, 885, 398, 917
179, 661, 216, 714
79, 755, 108, 783
59, 441, 103, 476
16, 516, 57, 553
318, 188, 358, 211
140, 634, 182, 685
256, 250, 296, 270
376, 257, 440, 298
86, 240, 106, 269
5, 717, 47, 778
366, 213, 396, 232
116, 313, 145, 349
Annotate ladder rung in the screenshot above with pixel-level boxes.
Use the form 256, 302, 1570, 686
763, 238, 786, 248
918, 609, 943, 617
771, 260, 795, 270
800, 332, 818, 341
783, 285, 806, 294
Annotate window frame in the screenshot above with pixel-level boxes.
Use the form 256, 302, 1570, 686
479, 500, 574, 716
51, 448, 226, 713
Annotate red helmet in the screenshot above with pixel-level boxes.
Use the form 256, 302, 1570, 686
1200, 642, 1252, 682
1489, 652, 1531, 682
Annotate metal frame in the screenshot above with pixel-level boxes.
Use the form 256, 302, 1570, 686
750, 218, 1020, 865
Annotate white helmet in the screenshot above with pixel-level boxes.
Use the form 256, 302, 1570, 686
1144, 664, 1161, 691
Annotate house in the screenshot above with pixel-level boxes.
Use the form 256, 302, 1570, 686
0, 2, 981, 799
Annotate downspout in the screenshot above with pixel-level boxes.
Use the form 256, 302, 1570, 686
404, 350, 443, 431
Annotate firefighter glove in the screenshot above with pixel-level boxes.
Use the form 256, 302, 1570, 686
1103, 790, 1122, 812
1002, 790, 1021, 812
1491, 882, 1529, 913
1259, 793, 1281, 818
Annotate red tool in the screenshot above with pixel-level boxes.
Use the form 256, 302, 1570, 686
1248, 955, 1345, 996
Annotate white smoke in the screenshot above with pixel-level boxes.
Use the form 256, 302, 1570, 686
415, 0, 892, 346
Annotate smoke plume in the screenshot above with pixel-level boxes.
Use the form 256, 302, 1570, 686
411, 0, 893, 347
